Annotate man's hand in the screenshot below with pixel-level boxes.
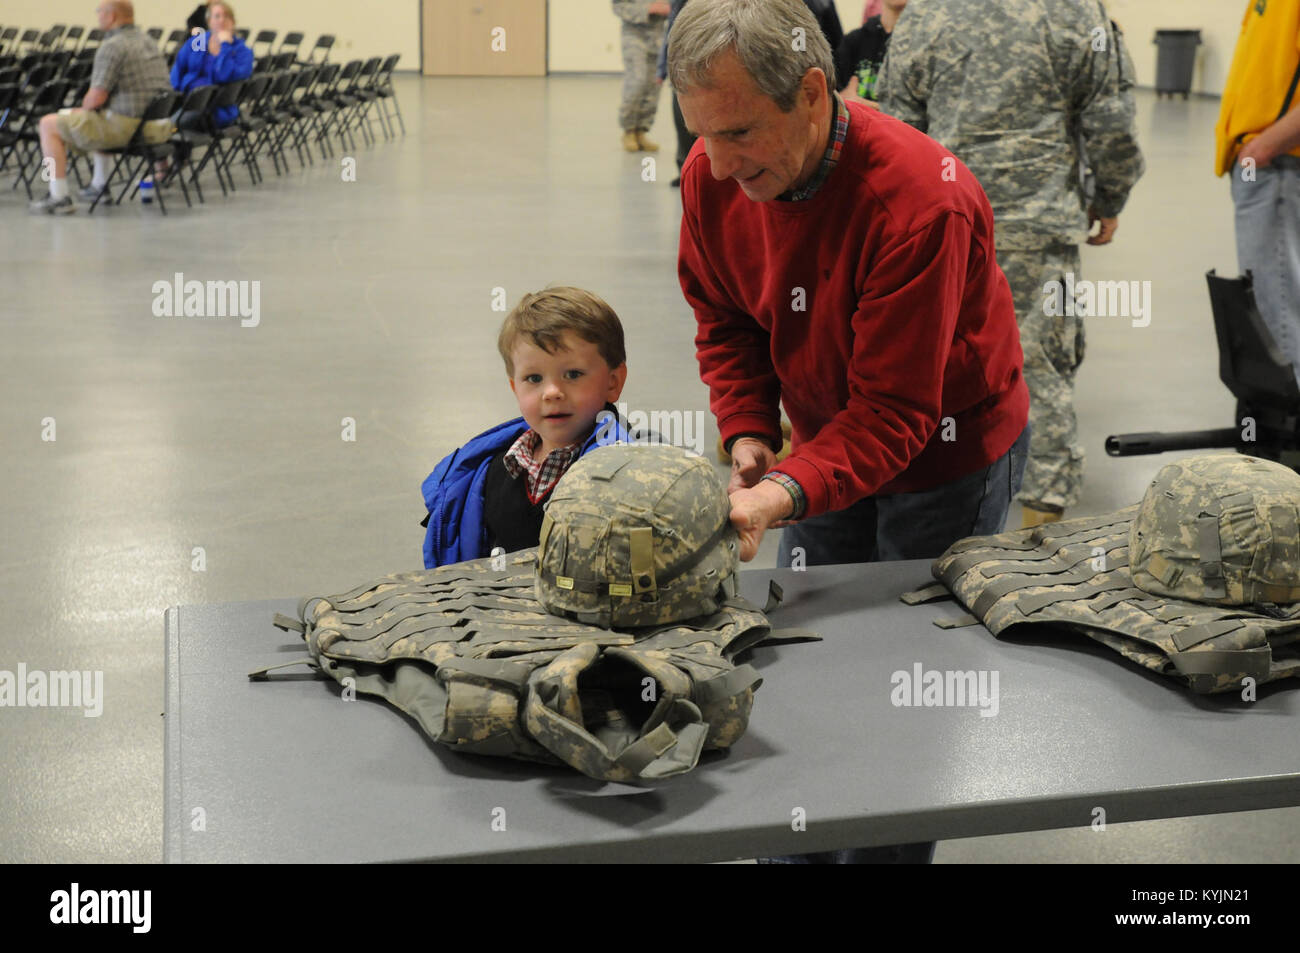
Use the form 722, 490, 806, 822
727, 436, 777, 494
1086, 208, 1118, 245
729, 480, 795, 562
1239, 136, 1278, 172
649, 1, 671, 16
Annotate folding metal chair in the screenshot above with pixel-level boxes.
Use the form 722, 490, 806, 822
91, 89, 181, 214
251, 30, 277, 58
5, 80, 68, 196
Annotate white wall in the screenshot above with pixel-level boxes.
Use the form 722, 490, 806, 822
5, 0, 1243, 89
1107, 0, 1242, 96
3, 0, 419, 69
547, 0, 873, 73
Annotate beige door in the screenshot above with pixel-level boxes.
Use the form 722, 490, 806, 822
423, 0, 547, 76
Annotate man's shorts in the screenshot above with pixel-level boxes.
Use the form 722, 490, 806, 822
55, 108, 175, 154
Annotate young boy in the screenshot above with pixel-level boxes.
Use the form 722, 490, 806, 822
421, 287, 636, 569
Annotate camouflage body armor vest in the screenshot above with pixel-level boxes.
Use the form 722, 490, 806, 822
253, 445, 813, 781
909, 454, 1300, 694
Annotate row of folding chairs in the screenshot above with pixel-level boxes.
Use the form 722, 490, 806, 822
0, 52, 404, 215
0, 24, 335, 66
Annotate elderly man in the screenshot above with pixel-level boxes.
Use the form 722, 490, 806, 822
670, 0, 1027, 865
30, 0, 173, 214
672, 0, 1028, 571
878, 0, 1144, 526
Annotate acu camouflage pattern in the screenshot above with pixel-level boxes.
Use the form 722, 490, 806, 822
613, 0, 665, 131
537, 444, 741, 628
258, 547, 776, 782
924, 455, 1300, 694
1130, 453, 1300, 606
997, 243, 1086, 509
878, 0, 1145, 251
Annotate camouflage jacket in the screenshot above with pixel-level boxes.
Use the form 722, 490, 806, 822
612, 0, 662, 25
878, 0, 1144, 250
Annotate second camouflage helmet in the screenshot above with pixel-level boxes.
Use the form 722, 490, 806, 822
535, 443, 739, 627
1130, 452, 1300, 606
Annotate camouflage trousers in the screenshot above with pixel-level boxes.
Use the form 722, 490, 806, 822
619, 20, 664, 132
996, 244, 1084, 510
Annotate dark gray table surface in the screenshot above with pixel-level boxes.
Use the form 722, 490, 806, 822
164, 561, 1300, 863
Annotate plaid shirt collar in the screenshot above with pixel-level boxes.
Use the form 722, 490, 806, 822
778, 93, 850, 202
503, 430, 582, 504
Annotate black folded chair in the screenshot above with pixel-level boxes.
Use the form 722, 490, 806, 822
18, 29, 41, 54
190, 79, 244, 196
64, 26, 84, 50
269, 65, 320, 169
166, 84, 217, 207
163, 29, 185, 60
235, 27, 250, 41
145, 27, 164, 45
228, 72, 271, 184
347, 56, 381, 146
89, 90, 181, 213
302, 34, 333, 66
327, 59, 363, 152
277, 31, 303, 58
249, 70, 296, 175
251, 30, 276, 57
5, 80, 68, 196
372, 54, 404, 137
0, 28, 17, 55
83, 29, 103, 50
60, 60, 93, 106
304, 62, 340, 159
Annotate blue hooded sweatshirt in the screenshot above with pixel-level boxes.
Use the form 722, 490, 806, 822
421, 408, 637, 569
170, 32, 254, 127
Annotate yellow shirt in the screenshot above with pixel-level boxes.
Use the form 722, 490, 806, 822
1215, 0, 1300, 176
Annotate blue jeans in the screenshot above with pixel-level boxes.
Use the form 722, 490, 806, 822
1232, 154, 1300, 384
760, 426, 1029, 864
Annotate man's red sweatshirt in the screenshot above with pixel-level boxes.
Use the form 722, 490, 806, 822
678, 99, 1029, 519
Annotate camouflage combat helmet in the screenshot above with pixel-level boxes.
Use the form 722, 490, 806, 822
535, 444, 739, 628
1130, 453, 1300, 606
908, 453, 1300, 695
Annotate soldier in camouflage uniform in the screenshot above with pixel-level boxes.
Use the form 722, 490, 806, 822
878, 0, 1145, 526
614, 0, 670, 152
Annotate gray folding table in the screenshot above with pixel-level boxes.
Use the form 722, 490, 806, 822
163, 561, 1300, 862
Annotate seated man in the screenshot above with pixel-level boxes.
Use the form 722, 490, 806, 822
31, 0, 174, 214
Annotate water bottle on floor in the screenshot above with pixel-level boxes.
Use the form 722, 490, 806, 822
140, 178, 154, 204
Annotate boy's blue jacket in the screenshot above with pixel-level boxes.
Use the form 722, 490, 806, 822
421, 409, 636, 569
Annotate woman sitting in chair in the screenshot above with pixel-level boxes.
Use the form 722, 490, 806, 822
170, 1, 253, 131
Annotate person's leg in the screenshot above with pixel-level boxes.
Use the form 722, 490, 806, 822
1233, 159, 1300, 382
37, 113, 69, 187
634, 23, 665, 149
996, 246, 1084, 520
618, 21, 643, 147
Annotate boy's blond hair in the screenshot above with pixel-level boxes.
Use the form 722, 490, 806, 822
498, 287, 626, 377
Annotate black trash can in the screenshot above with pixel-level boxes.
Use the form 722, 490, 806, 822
1153, 29, 1201, 99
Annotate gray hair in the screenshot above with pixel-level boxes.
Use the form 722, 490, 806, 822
667, 0, 835, 111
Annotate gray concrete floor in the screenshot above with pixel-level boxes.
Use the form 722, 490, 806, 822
1, 76, 1293, 863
